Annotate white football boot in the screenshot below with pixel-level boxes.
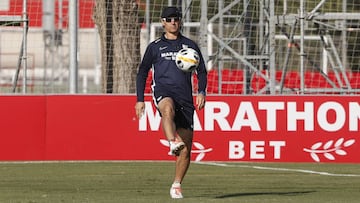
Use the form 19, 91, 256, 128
170, 182, 183, 199
168, 140, 185, 156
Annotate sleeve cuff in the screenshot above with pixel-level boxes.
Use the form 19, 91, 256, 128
198, 91, 206, 96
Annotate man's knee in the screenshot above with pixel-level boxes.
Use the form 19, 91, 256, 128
159, 100, 175, 117
161, 106, 174, 118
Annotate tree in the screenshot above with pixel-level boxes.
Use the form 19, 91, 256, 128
94, 0, 140, 93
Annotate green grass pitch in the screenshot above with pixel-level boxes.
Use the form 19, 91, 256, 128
0, 161, 359, 202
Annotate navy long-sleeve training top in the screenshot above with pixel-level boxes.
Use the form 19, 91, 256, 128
136, 33, 207, 106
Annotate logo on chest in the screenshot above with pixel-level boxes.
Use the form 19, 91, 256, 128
161, 52, 177, 60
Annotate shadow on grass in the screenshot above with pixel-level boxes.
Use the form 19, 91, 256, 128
215, 191, 316, 199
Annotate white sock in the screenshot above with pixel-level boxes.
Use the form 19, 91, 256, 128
172, 182, 181, 188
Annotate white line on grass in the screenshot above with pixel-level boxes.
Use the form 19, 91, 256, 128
196, 162, 360, 177
1, 160, 359, 177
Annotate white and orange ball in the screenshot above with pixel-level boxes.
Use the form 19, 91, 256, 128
175, 48, 200, 73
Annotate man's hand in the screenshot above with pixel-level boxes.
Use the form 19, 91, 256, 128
135, 102, 145, 119
196, 94, 206, 110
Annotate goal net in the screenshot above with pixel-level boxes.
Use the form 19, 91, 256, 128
0, 0, 359, 95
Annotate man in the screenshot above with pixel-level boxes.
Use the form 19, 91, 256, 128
135, 6, 207, 199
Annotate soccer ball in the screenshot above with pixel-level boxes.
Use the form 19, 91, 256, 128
175, 48, 200, 73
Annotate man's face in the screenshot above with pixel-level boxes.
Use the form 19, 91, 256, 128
162, 17, 181, 34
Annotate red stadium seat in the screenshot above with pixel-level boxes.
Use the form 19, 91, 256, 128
285, 71, 300, 89
251, 71, 267, 93
350, 72, 360, 89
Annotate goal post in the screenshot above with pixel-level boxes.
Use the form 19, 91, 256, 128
0, 7, 28, 93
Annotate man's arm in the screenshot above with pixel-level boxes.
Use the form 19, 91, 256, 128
195, 46, 207, 95
136, 44, 154, 102
194, 44, 207, 110
135, 44, 154, 119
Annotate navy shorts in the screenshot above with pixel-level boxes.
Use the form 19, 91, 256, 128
153, 91, 194, 131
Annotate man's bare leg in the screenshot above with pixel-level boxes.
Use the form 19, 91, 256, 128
157, 98, 177, 141
173, 128, 193, 183
158, 97, 185, 156
169, 128, 193, 198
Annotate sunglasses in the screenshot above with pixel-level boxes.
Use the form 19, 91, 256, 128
163, 17, 181, 22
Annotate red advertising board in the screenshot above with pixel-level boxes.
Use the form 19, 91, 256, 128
137, 95, 360, 163
0, 95, 359, 163
0, 96, 46, 160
